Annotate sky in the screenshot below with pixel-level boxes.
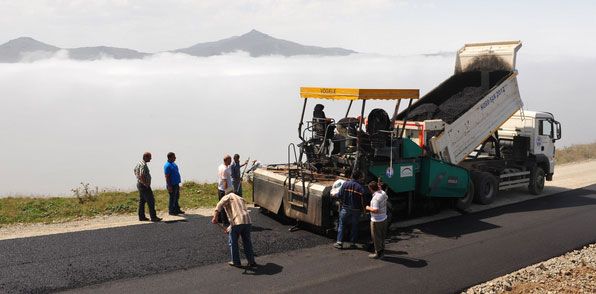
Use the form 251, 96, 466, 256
1, 0, 595, 56
0, 0, 595, 196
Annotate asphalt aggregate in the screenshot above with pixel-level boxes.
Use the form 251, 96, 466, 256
0, 209, 329, 293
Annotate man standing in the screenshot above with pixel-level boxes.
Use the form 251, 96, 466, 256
366, 181, 388, 259
230, 154, 251, 196
134, 152, 161, 222
217, 155, 233, 225
164, 152, 184, 215
211, 191, 256, 267
333, 171, 365, 249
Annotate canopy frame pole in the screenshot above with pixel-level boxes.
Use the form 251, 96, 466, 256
352, 99, 367, 177
298, 98, 308, 143
345, 100, 353, 118
399, 98, 414, 138
390, 99, 402, 128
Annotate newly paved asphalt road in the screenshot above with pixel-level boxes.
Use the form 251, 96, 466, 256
0, 210, 329, 293
2, 184, 596, 293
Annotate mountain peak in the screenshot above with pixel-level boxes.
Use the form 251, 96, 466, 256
6, 36, 53, 46
0, 37, 60, 62
10, 36, 36, 42
176, 30, 356, 57
240, 29, 271, 39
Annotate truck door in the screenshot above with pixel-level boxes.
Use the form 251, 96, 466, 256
537, 119, 556, 173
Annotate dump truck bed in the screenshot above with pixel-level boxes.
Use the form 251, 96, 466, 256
397, 41, 524, 165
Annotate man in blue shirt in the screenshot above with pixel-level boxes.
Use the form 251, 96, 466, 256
230, 154, 251, 196
333, 171, 365, 249
164, 152, 184, 215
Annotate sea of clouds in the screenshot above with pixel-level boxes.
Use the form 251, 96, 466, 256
0, 52, 593, 196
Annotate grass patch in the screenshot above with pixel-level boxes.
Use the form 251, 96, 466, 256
0, 181, 253, 227
557, 142, 596, 165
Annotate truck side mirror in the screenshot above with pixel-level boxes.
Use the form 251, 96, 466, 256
554, 120, 562, 140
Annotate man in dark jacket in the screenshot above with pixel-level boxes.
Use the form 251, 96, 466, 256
333, 171, 365, 249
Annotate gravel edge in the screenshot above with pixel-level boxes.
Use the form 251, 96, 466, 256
463, 243, 596, 294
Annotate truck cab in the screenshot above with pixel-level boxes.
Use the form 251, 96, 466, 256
499, 111, 562, 180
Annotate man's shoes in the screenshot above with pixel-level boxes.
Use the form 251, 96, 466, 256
139, 217, 150, 221
333, 242, 343, 249
348, 243, 358, 249
150, 217, 162, 222
168, 212, 179, 216
247, 262, 258, 267
369, 250, 384, 259
228, 261, 242, 267
177, 210, 185, 214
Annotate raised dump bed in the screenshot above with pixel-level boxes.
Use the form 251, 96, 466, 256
398, 41, 524, 165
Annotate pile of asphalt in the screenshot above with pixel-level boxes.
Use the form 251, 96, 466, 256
406, 55, 510, 124
461, 54, 511, 73
407, 85, 487, 124
0, 210, 330, 293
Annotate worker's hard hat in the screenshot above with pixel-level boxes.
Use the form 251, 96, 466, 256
330, 179, 345, 196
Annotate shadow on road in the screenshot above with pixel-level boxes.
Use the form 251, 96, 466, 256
251, 225, 273, 232
242, 262, 284, 276
382, 254, 428, 268
395, 184, 596, 240
163, 219, 189, 224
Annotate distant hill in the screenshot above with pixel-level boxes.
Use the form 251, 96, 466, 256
173, 29, 356, 57
0, 37, 149, 62
0, 31, 356, 62
0, 37, 59, 62
67, 46, 149, 60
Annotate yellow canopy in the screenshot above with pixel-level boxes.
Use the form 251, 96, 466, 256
300, 87, 419, 100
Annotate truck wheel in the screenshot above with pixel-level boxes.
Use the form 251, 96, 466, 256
473, 172, 498, 205
455, 180, 474, 212
528, 166, 545, 195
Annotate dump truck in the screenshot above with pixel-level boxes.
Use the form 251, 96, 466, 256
253, 40, 562, 230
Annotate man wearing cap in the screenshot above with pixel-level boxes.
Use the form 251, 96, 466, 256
333, 171, 365, 249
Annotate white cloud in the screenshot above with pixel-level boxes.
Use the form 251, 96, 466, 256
0, 52, 593, 196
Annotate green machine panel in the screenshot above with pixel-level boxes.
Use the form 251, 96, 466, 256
369, 161, 419, 193
419, 157, 469, 198
401, 138, 423, 159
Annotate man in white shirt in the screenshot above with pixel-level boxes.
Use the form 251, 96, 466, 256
365, 181, 388, 259
217, 154, 233, 225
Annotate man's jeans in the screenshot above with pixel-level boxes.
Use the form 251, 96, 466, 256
336, 207, 361, 243
232, 180, 242, 196
228, 224, 255, 265
137, 183, 157, 219
168, 184, 181, 213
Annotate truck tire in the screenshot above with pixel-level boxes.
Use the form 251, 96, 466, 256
455, 179, 474, 212
473, 172, 498, 205
528, 166, 545, 195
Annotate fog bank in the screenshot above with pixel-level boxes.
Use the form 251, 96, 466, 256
0, 52, 593, 196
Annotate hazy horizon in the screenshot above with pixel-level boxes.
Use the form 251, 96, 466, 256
0, 51, 594, 197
